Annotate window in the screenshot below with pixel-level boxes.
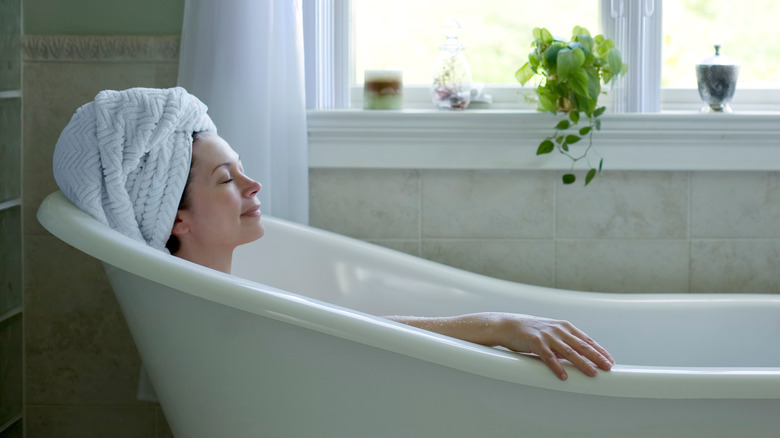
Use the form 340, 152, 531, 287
662, 0, 780, 89
306, 0, 780, 111
352, 0, 598, 85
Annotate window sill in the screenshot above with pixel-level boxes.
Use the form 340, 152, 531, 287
307, 109, 780, 171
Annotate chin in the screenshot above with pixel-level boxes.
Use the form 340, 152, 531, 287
239, 217, 266, 244
250, 221, 266, 241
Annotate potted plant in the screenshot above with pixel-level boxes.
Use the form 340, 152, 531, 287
515, 26, 626, 185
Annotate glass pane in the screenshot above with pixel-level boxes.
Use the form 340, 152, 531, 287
0, 206, 21, 315
353, 0, 599, 85
0, 98, 21, 203
0, 314, 23, 427
0, 0, 22, 92
663, 0, 780, 88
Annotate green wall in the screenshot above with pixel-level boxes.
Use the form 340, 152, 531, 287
24, 0, 185, 35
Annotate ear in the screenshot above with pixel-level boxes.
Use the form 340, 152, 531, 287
171, 210, 190, 236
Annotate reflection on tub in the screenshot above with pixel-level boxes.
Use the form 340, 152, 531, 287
38, 191, 780, 438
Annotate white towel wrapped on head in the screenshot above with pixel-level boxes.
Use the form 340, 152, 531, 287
53, 87, 216, 252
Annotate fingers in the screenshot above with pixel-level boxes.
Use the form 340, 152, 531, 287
494, 314, 614, 380
538, 347, 569, 381
540, 321, 614, 380
566, 324, 615, 367
562, 334, 614, 372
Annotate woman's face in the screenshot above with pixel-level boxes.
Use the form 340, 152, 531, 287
174, 132, 264, 251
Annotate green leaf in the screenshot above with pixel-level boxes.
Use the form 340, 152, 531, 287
561, 142, 569, 152
544, 44, 564, 70
562, 174, 576, 184
556, 136, 565, 144
569, 111, 580, 124
577, 35, 595, 55
537, 85, 558, 113
565, 135, 581, 144
579, 126, 592, 135
595, 118, 602, 130
570, 69, 589, 98
587, 67, 601, 99
601, 70, 614, 85
599, 158, 604, 172
515, 62, 536, 85
596, 37, 614, 56
555, 120, 570, 130
540, 28, 553, 44
607, 48, 623, 78
537, 140, 554, 155
556, 48, 573, 79
572, 25, 591, 38
594, 106, 607, 117
585, 168, 597, 185
571, 48, 586, 68
528, 53, 540, 69
573, 92, 594, 115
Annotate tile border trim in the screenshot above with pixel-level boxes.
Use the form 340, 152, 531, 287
23, 35, 180, 62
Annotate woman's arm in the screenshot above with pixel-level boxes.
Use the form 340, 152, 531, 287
386, 312, 614, 381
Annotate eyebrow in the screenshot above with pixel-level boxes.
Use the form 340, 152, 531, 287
211, 156, 240, 175
211, 162, 231, 174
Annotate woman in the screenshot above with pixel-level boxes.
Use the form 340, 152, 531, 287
54, 87, 613, 382
168, 131, 614, 381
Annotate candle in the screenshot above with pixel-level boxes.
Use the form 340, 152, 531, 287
363, 70, 402, 110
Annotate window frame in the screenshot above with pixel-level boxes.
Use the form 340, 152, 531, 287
305, 0, 780, 112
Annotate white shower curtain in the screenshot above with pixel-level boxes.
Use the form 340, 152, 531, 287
177, 0, 309, 224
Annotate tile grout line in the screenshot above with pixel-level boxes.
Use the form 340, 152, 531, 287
687, 170, 693, 293
552, 174, 559, 289
418, 170, 423, 257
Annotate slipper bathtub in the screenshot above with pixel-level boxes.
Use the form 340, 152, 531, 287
38, 191, 780, 437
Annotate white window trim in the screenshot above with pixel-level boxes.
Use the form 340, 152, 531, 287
304, 0, 350, 109
600, 0, 662, 112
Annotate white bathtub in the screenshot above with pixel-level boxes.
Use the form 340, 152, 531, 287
38, 191, 780, 437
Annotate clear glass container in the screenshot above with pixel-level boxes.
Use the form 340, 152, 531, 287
431, 19, 472, 110
695, 45, 740, 112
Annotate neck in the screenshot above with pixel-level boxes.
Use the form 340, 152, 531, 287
174, 245, 234, 274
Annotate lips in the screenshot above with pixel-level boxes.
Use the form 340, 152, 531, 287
242, 204, 261, 217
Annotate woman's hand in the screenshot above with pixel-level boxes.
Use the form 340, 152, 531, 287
388, 312, 614, 381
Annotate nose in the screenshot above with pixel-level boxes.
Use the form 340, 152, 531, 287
244, 178, 261, 198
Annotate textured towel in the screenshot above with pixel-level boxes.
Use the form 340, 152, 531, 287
53, 87, 216, 251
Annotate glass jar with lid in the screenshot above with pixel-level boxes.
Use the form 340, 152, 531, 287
696, 45, 740, 112
431, 19, 473, 110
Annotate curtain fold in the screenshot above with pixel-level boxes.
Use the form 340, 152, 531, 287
178, 0, 309, 224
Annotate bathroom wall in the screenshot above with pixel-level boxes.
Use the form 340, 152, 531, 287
309, 169, 780, 294
22, 0, 183, 436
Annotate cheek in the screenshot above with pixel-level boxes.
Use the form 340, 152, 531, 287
197, 193, 241, 224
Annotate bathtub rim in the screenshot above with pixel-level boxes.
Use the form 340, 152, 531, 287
37, 190, 780, 400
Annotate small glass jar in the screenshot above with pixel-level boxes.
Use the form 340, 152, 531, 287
695, 45, 740, 113
431, 19, 472, 110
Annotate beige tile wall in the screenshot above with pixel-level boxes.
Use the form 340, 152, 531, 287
310, 169, 780, 294
23, 36, 176, 438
